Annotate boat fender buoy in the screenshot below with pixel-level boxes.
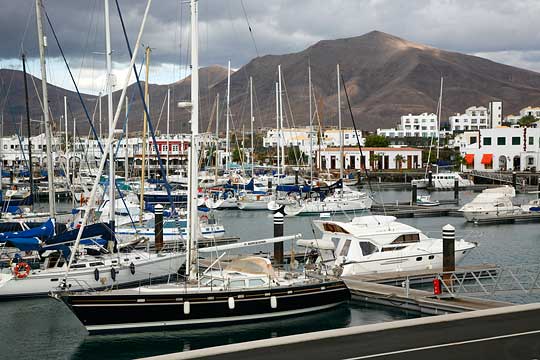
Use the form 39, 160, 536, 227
228, 297, 235, 310
13, 262, 31, 279
111, 267, 117, 281
130, 262, 135, 275
94, 268, 100, 282
270, 295, 277, 309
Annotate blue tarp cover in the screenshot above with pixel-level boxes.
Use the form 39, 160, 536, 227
5, 237, 41, 251
0, 219, 55, 241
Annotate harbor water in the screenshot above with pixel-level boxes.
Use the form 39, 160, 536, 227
2, 189, 540, 359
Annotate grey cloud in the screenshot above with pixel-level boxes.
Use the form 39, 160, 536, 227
2, 0, 540, 72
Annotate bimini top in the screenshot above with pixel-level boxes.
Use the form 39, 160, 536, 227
224, 256, 276, 278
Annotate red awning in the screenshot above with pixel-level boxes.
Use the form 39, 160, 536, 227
481, 153, 493, 165
464, 154, 474, 165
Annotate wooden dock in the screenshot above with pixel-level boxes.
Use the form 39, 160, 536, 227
343, 276, 510, 315
371, 204, 463, 218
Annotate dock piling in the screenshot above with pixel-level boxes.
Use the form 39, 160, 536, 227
512, 171, 517, 189
442, 224, 455, 287
273, 212, 284, 265
454, 178, 459, 201
428, 170, 433, 188
154, 204, 164, 252
411, 184, 417, 205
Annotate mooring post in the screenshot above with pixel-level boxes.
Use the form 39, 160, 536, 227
454, 178, 459, 202
512, 171, 517, 189
412, 183, 417, 205
442, 224, 455, 288
273, 212, 284, 266
268, 177, 273, 194
154, 204, 164, 252
294, 169, 299, 185
428, 170, 433, 188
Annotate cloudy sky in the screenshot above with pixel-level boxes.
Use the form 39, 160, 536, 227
1, 0, 540, 95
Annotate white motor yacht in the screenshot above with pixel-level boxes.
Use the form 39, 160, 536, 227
412, 172, 473, 189
300, 215, 476, 276
283, 186, 372, 216
459, 186, 522, 222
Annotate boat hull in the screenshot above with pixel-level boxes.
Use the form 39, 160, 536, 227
0, 253, 185, 299
59, 280, 349, 334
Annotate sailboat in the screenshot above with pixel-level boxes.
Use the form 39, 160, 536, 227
0, 0, 185, 299
411, 78, 474, 190
55, 0, 349, 334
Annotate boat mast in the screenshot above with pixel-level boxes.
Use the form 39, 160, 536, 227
250, 76, 254, 177
215, 93, 219, 183
22, 53, 35, 208
99, 92, 102, 140
64, 95, 71, 206
166, 87, 170, 177
275, 82, 279, 180
436, 77, 443, 174
278, 65, 284, 174
186, 0, 199, 280
125, 97, 129, 180
139, 46, 150, 224
105, 0, 116, 239
35, 0, 56, 219
308, 60, 313, 184
337, 63, 343, 181
225, 60, 231, 171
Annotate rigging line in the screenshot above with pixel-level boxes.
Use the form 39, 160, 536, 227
18, 0, 35, 55
114, 0, 178, 217
44, 7, 137, 232
280, 73, 304, 167
239, 0, 260, 58
339, 72, 374, 196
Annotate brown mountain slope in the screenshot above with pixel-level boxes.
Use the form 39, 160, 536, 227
3, 32, 540, 134
210, 31, 540, 131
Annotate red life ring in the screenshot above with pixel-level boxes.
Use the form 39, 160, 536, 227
13, 262, 31, 279
200, 214, 208, 222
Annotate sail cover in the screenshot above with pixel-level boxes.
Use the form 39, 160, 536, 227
0, 219, 55, 241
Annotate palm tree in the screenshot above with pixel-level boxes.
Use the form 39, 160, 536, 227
394, 154, 404, 171
370, 153, 381, 170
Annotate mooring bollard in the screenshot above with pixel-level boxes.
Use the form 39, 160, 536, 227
273, 212, 284, 266
442, 224, 455, 288
428, 170, 433, 188
411, 183, 417, 205
294, 170, 299, 185
512, 171, 517, 189
155, 204, 164, 252
268, 178, 273, 194
454, 178, 459, 201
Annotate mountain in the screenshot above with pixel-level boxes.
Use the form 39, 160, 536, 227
3, 32, 540, 134
214, 30, 540, 131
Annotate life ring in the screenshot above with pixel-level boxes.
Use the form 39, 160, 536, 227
80, 195, 88, 206
13, 262, 31, 279
200, 214, 208, 222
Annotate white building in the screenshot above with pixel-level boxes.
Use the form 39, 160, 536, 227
461, 127, 540, 172
488, 100, 503, 128
262, 127, 313, 154
377, 113, 438, 138
323, 128, 364, 147
0, 133, 61, 166
449, 106, 489, 131
505, 106, 540, 125
316, 147, 422, 171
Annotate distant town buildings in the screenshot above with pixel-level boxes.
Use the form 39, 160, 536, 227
504, 106, 540, 125
377, 113, 438, 138
316, 147, 422, 171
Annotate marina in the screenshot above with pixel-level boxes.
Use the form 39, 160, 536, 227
1, 0, 540, 359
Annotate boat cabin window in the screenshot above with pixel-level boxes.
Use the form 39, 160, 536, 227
381, 245, 407, 252
340, 239, 352, 256
391, 234, 419, 244
323, 223, 350, 234
248, 279, 266, 287
359, 241, 378, 256
89, 262, 104, 267
210, 279, 224, 287
230, 280, 246, 288
71, 264, 87, 269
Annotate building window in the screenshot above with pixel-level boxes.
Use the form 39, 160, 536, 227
512, 137, 520, 145
172, 145, 179, 152
162, 145, 168, 152
497, 137, 506, 146
529, 137, 534, 146
483, 137, 491, 146
470, 136, 477, 145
